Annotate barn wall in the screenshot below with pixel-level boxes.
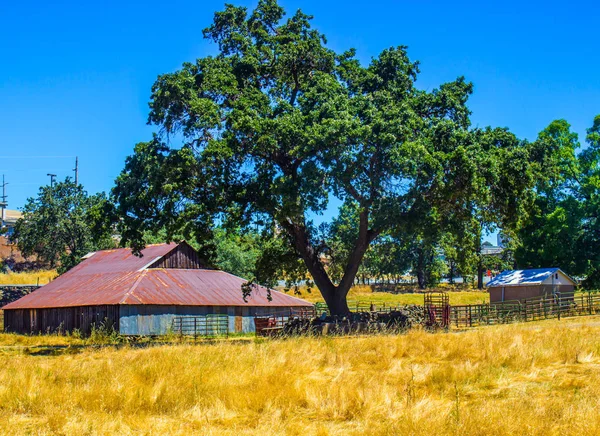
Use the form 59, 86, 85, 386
119, 305, 300, 335
3, 305, 120, 335
489, 285, 575, 303
149, 243, 207, 269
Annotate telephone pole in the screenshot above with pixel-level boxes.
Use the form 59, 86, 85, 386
47, 173, 56, 188
0, 175, 7, 228
73, 156, 79, 185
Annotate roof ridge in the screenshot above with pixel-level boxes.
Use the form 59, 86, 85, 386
119, 271, 147, 304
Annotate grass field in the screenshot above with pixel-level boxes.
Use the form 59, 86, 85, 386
0, 270, 57, 285
2, 317, 600, 435
290, 284, 490, 306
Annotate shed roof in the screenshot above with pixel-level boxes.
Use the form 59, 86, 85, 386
2, 243, 312, 309
487, 268, 576, 287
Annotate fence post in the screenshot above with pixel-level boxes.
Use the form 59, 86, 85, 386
194, 317, 197, 341
469, 305, 472, 327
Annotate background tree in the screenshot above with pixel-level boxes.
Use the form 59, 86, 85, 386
578, 116, 600, 286
12, 179, 116, 273
515, 116, 600, 288
212, 227, 261, 279
114, 0, 534, 314
516, 120, 584, 276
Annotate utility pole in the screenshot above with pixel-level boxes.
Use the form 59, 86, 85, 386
47, 173, 57, 188
0, 174, 7, 228
73, 156, 79, 185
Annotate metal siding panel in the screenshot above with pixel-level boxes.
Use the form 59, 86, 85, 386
242, 316, 255, 333
119, 305, 139, 335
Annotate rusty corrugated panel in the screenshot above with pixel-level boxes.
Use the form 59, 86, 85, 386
2, 243, 312, 309
70, 243, 178, 274
120, 269, 313, 307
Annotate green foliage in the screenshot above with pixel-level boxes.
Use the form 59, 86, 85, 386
12, 179, 117, 273
113, 0, 536, 313
516, 116, 600, 288
212, 228, 260, 279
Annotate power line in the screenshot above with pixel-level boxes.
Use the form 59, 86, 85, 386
0, 155, 76, 159
0, 168, 74, 173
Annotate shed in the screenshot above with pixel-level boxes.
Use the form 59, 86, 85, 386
2, 242, 313, 335
487, 268, 576, 303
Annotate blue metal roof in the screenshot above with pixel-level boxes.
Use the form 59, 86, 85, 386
487, 268, 574, 287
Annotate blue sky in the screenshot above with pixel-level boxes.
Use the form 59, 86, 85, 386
1, 0, 599, 242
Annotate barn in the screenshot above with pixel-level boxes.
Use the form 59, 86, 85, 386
487, 268, 577, 303
2, 242, 313, 335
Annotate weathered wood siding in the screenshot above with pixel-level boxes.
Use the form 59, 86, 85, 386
3, 305, 120, 335
149, 242, 207, 269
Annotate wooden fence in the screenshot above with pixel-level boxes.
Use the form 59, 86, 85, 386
450, 291, 600, 328
314, 301, 410, 315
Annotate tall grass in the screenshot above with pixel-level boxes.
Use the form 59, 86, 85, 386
2, 317, 600, 434
0, 270, 57, 285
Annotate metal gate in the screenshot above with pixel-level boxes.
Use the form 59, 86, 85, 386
424, 291, 450, 328
171, 314, 229, 338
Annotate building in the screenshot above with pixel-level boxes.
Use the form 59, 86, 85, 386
0, 209, 22, 236
2, 242, 313, 335
481, 241, 504, 256
487, 268, 576, 303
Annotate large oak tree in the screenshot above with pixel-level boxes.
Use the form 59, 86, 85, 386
114, 0, 533, 315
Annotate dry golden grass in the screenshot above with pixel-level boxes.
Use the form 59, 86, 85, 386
292, 284, 489, 306
0, 270, 57, 285
3, 317, 600, 435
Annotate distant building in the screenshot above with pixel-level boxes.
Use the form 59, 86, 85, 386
481, 241, 504, 256
486, 268, 576, 303
2, 242, 313, 335
0, 209, 22, 236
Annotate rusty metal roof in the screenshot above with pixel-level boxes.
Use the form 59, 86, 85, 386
2, 243, 312, 309
72, 243, 178, 273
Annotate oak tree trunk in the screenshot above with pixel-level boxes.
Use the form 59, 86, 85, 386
283, 209, 377, 317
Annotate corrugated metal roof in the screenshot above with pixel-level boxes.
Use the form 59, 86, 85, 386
73, 243, 178, 273
487, 268, 575, 287
2, 243, 312, 309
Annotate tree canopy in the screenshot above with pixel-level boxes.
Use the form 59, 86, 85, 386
114, 0, 535, 314
516, 116, 600, 287
13, 179, 116, 273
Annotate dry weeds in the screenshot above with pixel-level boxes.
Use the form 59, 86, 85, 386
2, 317, 600, 435
0, 270, 57, 285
